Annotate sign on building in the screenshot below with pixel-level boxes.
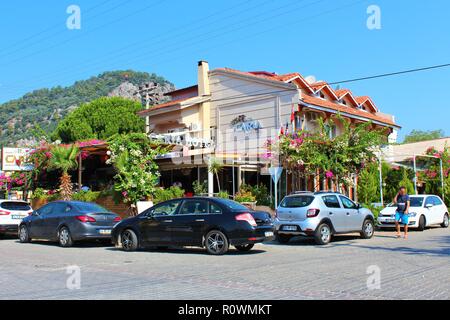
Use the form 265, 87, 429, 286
1, 147, 33, 171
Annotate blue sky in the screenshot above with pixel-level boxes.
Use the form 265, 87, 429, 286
0, 0, 449, 141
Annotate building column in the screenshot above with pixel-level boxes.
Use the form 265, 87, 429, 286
78, 153, 82, 191
237, 166, 242, 190
208, 170, 214, 196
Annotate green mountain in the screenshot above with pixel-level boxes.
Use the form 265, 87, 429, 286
0, 70, 174, 146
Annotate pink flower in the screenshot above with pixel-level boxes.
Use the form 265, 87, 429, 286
80, 151, 90, 160
122, 191, 128, 197
263, 152, 272, 159
325, 170, 334, 179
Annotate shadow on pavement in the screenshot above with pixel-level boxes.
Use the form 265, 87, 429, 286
13, 239, 114, 248
267, 234, 364, 247
332, 233, 450, 257
105, 246, 266, 256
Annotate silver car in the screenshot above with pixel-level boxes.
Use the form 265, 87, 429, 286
274, 192, 375, 245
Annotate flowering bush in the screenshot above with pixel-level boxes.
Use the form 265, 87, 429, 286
0, 172, 30, 191
418, 145, 449, 205
107, 133, 168, 208
266, 115, 383, 188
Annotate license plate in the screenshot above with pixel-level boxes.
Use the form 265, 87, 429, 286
99, 229, 111, 235
264, 231, 274, 237
11, 215, 25, 220
282, 225, 298, 231
385, 219, 395, 223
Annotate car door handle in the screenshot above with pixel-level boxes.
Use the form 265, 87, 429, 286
346, 212, 350, 216
163, 220, 173, 223
329, 212, 333, 215
195, 219, 205, 222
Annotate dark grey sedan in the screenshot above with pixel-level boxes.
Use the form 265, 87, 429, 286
18, 201, 121, 247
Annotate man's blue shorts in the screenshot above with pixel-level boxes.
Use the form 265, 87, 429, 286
395, 211, 409, 225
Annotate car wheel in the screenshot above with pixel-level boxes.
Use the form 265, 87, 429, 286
235, 244, 254, 252
314, 223, 332, 245
417, 215, 426, 231
441, 213, 449, 228
58, 227, 73, 247
19, 225, 31, 243
121, 229, 139, 251
276, 234, 292, 244
205, 230, 229, 255
360, 219, 374, 239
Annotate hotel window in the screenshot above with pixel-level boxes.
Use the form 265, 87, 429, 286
319, 92, 325, 99
294, 114, 303, 130
325, 124, 337, 139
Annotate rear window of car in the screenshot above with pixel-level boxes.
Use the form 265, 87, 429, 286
74, 202, 110, 213
0, 201, 31, 211
214, 198, 249, 211
280, 196, 314, 208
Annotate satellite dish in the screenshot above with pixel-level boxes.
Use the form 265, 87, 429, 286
304, 75, 316, 84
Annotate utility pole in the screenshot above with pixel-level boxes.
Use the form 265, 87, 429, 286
137, 82, 168, 134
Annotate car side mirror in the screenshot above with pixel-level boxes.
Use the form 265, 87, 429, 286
425, 204, 434, 209
356, 203, 362, 209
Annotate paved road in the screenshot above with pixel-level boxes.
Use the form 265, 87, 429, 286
0, 227, 449, 300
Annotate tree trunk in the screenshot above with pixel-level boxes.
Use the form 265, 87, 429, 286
215, 173, 221, 193
60, 172, 73, 201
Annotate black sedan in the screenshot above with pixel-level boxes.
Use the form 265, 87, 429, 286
112, 197, 275, 255
19, 201, 121, 247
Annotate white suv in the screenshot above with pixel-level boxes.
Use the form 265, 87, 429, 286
0, 200, 33, 236
378, 195, 449, 230
274, 192, 375, 245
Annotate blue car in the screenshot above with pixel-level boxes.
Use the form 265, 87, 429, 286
19, 201, 121, 247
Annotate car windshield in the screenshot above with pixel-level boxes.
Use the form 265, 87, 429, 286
74, 202, 110, 213
280, 196, 314, 208
388, 197, 424, 208
214, 198, 250, 211
0, 201, 31, 211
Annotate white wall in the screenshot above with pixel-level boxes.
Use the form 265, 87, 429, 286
210, 72, 298, 160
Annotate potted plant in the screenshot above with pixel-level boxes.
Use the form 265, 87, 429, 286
31, 188, 48, 209
234, 190, 257, 210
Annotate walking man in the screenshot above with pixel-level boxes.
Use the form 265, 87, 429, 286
393, 186, 411, 239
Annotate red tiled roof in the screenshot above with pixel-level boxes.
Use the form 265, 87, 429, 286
355, 96, 369, 104
309, 81, 328, 89
164, 85, 198, 97
137, 97, 190, 116
138, 67, 393, 126
275, 72, 301, 81
215, 68, 282, 82
301, 95, 395, 126
335, 89, 352, 98
355, 96, 378, 112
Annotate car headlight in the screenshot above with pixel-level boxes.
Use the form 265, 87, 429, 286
409, 212, 417, 217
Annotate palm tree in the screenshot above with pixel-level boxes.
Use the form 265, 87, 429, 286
208, 157, 223, 193
48, 145, 79, 201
